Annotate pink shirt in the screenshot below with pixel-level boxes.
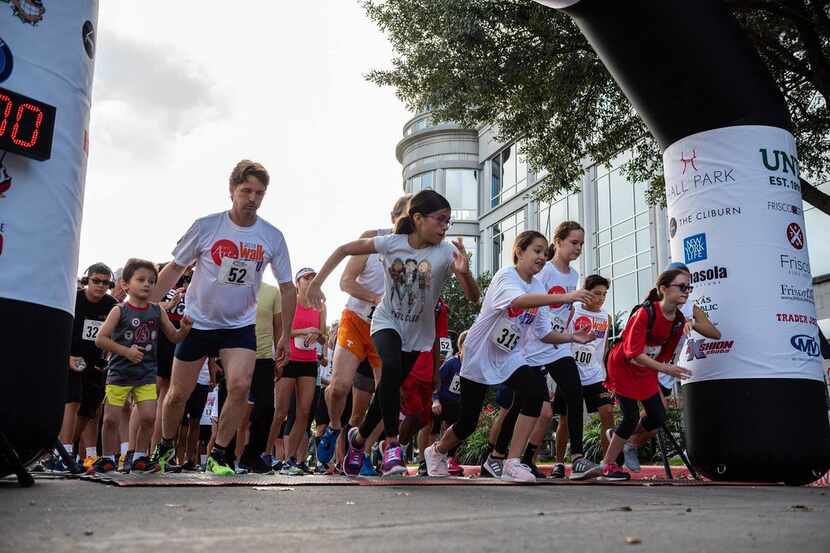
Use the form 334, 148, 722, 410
289, 303, 322, 362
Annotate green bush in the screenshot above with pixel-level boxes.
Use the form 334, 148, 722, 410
456, 403, 498, 465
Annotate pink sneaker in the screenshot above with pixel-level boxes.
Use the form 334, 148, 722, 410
447, 456, 463, 476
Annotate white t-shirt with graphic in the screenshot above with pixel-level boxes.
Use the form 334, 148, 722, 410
525, 262, 580, 367
370, 234, 455, 352
568, 302, 610, 386
461, 267, 552, 385
172, 211, 292, 330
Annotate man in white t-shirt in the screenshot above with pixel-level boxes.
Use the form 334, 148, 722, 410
149, 160, 296, 476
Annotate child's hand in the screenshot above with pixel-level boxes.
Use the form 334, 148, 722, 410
566, 289, 595, 305
180, 315, 193, 332
571, 327, 596, 344
662, 364, 692, 379
69, 356, 85, 372
125, 345, 145, 364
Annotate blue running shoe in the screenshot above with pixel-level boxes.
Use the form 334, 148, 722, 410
316, 426, 340, 465
360, 456, 378, 477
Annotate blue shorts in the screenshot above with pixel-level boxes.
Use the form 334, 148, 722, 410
174, 325, 256, 362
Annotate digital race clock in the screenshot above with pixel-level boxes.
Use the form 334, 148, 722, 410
0, 86, 56, 161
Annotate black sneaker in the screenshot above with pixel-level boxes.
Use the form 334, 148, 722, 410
549, 462, 566, 479
240, 454, 273, 474
417, 459, 428, 476
482, 454, 505, 478
180, 460, 200, 472
526, 461, 544, 479
86, 456, 116, 475
297, 462, 313, 475
148, 441, 177, 473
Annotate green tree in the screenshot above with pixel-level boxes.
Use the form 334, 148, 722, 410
441, 271, 492, 333
363, 0, 830, 215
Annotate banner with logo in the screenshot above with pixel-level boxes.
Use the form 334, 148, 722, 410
0, 2, 99, 315
665, 125, 823, 383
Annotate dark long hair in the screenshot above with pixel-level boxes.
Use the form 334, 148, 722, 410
645, 269, 687, 302
546, 220, 583, 260
512, 230, 547, 264
394, 189, 451, 234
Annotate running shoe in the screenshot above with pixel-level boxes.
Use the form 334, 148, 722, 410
271, 458, 284, 473
131, 456, 153, 473
380, 443, 408, 477
206, 455, 235, 476
180, 460, 200, 472
343, 427, 365, 476
623, 443, 641, 473
417, 459, 428, 476
82, 456, 98, 470
240, 454, 273, 474
447, 456, 464, 477
297, 462, 313, 475
120, 451, 134, 473
502, 458, 535, 482
316, 426, 340, 465
525, 461, 545, 479
360, 456, 379, 477
482, 454, 505, 479
286, 463, 305, 477
86, 456, 116, 475
549, 462, 566, 479
148, 441, 176, 473
424, 444, 449, 477
260, 453, 274, 467
599, 462, 631, 481
235, 463, 251, 475
43, 453, 67, 473
570, 456, 602, 480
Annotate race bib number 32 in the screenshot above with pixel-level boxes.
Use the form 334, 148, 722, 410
218, 258, 255, 286
82, 319, 103, 341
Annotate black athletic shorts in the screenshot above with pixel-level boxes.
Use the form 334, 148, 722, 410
552, 381, 613, 415
175, 325, 256, 362
496, 367, 550, 408
183, 383, 210, 423
353, 359, 376, 393
157, 333, 175, 379
283, 360, 318, 379
78, 365, 106, 419
66, 369, 83, 404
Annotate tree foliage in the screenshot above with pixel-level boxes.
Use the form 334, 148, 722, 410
442, 271, 492, 333
363, 0, 830, 214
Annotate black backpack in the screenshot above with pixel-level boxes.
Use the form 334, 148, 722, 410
603, 300, 685, 366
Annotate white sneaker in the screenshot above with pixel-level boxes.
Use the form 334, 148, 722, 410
501, 458, 535, 482
424, 444, 449, 477
623, 442, 641, 472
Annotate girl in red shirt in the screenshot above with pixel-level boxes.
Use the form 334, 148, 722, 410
600, 268, 692, 480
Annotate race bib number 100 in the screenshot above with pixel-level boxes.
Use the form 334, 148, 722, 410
218, 258, 255, 286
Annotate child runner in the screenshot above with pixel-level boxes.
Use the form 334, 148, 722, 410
90, 259, 192, 473
432, 330, 467, 476
600, 269, 693, 481
424, 231, 594, 481
550, 274, 614, 478
524, 221, 601, 480
307, 190, 480, 477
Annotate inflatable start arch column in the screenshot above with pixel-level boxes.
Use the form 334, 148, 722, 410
0, 2, 99, 473
535, 0, 830, 484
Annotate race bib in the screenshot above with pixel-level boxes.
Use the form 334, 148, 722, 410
217, 258, 255, 286
82, 319, 103, 341
439, 337, 453, 357
490, 316, 522, 353
573, 347, 593, 367
294, 335, 316, 351
448, 374, 461, 395
551, 316, 566, 334
633, 344, 662, 367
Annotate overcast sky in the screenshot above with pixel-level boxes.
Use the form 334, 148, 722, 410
79, 1, 411, 322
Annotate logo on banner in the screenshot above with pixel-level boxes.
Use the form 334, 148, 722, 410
786, 223, 804, 250
683, 233, 707, 264
680, 150, 698, 174
685, 338, 734, 361
779, 283, 814, 303
0, 36, 12, 83
673, 207, 742, 235
776, 313, 817, 325
768, 201, 801, 216
694, 295, 719, 315
790, 334, 820, 357
5, 0, 46, 25
667, 149, 735, 205
779, 254, 811, 278
689, 265, 729, 285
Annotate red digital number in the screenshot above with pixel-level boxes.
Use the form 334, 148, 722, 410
0, 94, 12, 136
10, 102, 43, 148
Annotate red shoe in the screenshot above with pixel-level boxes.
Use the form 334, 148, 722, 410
599, 462, 630, 482
447, 456, 464, 476
86, 457, 116, 475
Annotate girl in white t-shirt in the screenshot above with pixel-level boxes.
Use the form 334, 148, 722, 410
306, 190, 480, 477
424, 231, 595, 481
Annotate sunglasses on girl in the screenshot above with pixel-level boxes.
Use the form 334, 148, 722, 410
668, 283, 694, 293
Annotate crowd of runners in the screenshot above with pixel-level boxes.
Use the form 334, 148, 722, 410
41, 158, 723, 483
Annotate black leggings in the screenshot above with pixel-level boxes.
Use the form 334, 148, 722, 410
547, 356, 585, 455
358, 329, 420, 439
615, 392, 665, 440
494, 366, 548, 454
453, 366, 545, 443
242, 359, 276, 461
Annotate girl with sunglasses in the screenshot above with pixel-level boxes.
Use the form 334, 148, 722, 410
600, 269, 693, 480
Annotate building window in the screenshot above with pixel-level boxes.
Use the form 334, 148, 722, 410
537, 191, 581, 236
407, 171, 434, 194
449, 235, 478, 277
445, 169, 479, 221
489, 209, 526, 273
593, 158, 652, 337
490, 141, 528, 208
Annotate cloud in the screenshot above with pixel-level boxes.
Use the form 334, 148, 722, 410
90, 30, 226, 163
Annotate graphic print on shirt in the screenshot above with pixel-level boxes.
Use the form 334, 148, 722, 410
210, 238, 265, 286
126, 316, 158, 353
162, 288, 186, 322
572, 313, 608, 367
387, 257, 431, 322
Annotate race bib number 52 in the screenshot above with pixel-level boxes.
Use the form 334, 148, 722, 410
218, 258, 255, 286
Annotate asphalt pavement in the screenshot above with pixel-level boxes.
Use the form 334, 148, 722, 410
1, 477, 828, 553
